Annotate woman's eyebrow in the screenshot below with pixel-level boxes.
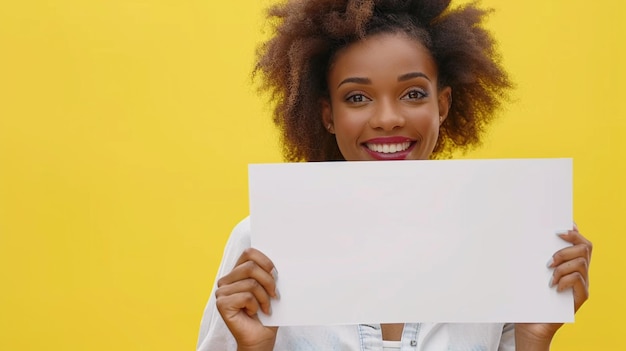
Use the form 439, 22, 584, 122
337, 77, 371, 88
398, 72, 431, 82
337, 72, 430, 88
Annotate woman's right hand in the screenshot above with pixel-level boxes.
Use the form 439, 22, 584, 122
215, 248, 279, 351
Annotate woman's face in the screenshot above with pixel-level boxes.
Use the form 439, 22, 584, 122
323, 32, 451, 161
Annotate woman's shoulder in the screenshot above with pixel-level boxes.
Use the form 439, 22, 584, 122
219, 216, 252, 271
229, 216, 251, 247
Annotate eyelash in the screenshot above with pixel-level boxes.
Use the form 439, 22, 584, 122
345, 93, 370, 103
345, 89, 428, 104
402, 89, 427, 100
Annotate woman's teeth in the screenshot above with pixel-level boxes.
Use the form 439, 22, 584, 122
366, 142, 411, 153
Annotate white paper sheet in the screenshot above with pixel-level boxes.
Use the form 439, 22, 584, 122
248, 159, 573, 326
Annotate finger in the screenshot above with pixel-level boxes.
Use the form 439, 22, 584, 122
216, 291, 263, 320
549, 243, 592, 267
557, 228, 593, 248
551, 256, 589, 287
235, 248, 278, 278
215, 278, 274, 315
217, 260, 278, 298
554, 271, 589, 311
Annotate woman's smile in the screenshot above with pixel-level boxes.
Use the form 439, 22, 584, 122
363, 136, 416, 160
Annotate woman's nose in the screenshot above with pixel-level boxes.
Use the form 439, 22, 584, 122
368, 100, 405, 131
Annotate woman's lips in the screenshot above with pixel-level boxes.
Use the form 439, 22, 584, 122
362, 137, 416, 160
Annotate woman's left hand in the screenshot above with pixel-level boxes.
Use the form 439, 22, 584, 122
514, 223, 592, 349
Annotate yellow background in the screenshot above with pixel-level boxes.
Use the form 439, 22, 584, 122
0, 0, 623, 350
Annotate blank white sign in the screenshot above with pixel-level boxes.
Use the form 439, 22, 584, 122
249, 159, 573, 326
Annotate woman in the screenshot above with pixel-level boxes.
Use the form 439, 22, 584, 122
197, 0, 592, 350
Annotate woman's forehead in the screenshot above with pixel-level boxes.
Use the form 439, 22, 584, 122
328, 33, 438, 84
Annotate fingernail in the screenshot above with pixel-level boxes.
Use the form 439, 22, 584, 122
268, 304, 272, 315
274, 287, 281, 300
549, 276, 554, 287
546, 257, 554, 268
573, 221, 578, 230
271, 267, 279, 281
555, 230, 569, 236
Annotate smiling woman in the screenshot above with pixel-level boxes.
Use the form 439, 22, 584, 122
196, 0, 593, 350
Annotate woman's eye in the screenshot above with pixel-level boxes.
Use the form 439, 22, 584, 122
346, 94, 369, 103
402, 89, 427, 100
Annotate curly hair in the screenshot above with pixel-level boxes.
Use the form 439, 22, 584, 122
255, 0, 512, 161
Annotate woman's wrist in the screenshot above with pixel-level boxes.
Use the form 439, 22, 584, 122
515, 339, 551, 351
237, 346, 273, 351
237, 339, 276, 351
515, 329, 554, 351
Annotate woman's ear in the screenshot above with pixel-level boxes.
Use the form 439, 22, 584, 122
321, 99, 335, 134
437, 86, 452, 125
